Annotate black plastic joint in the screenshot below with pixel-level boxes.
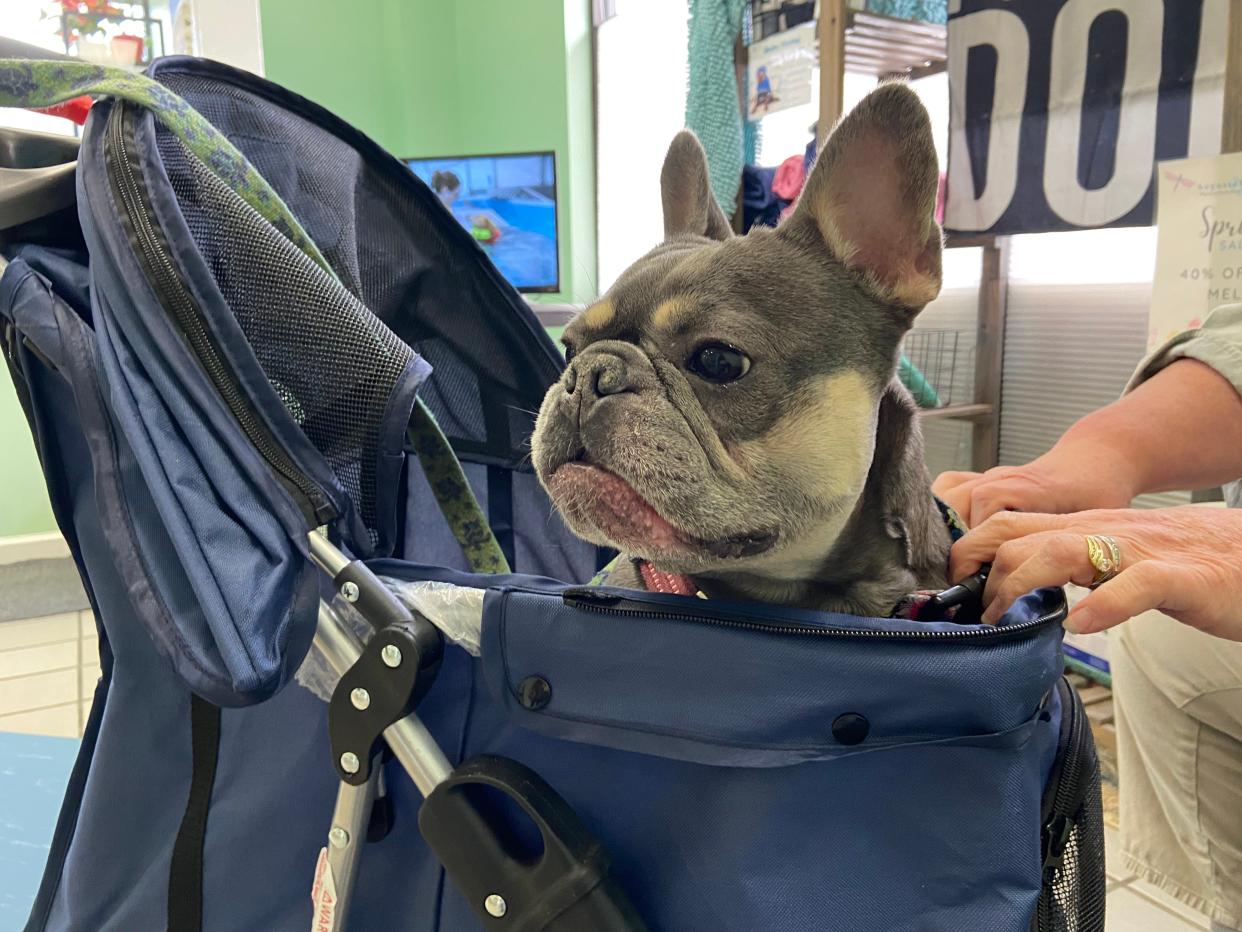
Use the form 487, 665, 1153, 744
327, 566, 443, 785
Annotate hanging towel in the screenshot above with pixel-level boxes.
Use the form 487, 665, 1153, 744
865, 0, 947, 25
686, 0, 747, 216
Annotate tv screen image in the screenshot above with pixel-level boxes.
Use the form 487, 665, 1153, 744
406, 151, 560, 293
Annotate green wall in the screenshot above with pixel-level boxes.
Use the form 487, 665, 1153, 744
0, 0, 591, 539
259, 0, 597, 304
0, 375, 56, 536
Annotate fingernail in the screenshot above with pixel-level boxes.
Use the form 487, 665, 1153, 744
1064, 608, 1091, 634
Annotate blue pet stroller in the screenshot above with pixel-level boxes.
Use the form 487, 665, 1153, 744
0, 47, 1104, 932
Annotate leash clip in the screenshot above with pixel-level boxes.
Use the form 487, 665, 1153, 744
928, 564, 991, 617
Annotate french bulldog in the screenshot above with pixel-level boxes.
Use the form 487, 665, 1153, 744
531, 83, 951, 616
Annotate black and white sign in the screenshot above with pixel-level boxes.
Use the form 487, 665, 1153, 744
946, 0, 1227, 236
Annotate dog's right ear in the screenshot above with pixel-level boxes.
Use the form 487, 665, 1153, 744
660, 131, 733, 241
790, 82, 942, 310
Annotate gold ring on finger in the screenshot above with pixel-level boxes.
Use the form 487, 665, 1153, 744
1085, 535, 1121, 588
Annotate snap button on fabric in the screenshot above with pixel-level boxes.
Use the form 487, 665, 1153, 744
832, 712, 870, 745
518, 675, 552, 710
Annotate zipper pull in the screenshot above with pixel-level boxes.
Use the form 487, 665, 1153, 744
561, 587, 623, 606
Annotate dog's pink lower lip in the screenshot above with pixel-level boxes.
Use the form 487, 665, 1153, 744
548, 463, 777, 559
549, 462, 686, 551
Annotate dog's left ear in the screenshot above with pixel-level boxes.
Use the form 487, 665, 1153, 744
660, 131, 734, 241
790, 82, 942, 310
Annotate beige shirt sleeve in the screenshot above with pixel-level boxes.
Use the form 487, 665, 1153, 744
1126, 303, 1242, 396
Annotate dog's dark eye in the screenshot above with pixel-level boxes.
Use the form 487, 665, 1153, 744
562, 342, 576, 363
687, 343, 751, 383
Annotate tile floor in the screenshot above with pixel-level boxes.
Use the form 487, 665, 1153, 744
0, 610, 1223, 930
0, 609, 100, 738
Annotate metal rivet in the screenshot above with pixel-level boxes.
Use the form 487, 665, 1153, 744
340, 751, 360, 774
517, 675, 552, 711
350, 687, 371, 711
484, 894, 507, 918
381, 644, 403, 668
329, 826, 350, 849
341, 581, 360, 602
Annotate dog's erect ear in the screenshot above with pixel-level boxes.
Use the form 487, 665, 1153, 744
791, 82, 942, 309
660, 130, 734, 241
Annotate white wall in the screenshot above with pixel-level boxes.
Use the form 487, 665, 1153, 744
178, 0, 265, 74
594, 0, 689, 292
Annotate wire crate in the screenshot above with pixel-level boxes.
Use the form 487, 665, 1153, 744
743, 0, 816, 45
900, 328, 963, 409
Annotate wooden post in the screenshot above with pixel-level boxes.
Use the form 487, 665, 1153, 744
818, 0, 846, 133
1224, 0, 1242, 153
971, 237, 1010, 473
733, 31, 749, 233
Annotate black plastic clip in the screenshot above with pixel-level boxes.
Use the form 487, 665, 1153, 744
928, 563, 991, 622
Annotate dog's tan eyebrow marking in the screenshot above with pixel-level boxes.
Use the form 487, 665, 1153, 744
579, 299, 616, 331
651, 296, 697, 332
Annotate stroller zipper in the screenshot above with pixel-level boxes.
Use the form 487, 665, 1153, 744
563, 588, 1065, 643
104, 100, 335, 526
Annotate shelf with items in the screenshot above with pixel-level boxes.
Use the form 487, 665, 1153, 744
53, 0, 166, 71
840, 10, 946, 77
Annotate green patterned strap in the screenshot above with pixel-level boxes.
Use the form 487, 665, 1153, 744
0, 59, 330, 273
0, 58, 506, 575
408, 404, 511, 574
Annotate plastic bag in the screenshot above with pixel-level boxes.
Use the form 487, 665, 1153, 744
295, 579, 486, 702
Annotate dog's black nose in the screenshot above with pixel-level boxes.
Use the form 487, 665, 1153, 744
593, 363, 629, 397
570, 354, 634, 400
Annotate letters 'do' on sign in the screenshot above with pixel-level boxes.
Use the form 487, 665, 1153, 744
946, 0, 1227, 236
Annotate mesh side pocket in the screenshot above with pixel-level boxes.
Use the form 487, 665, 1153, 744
154, 127, 419, 552
1033, 678, 1107, 932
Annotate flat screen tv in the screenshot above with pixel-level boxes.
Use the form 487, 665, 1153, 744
406, 151, 560, 293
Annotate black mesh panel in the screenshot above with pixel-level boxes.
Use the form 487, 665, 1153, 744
1033, 683, 1107, 932
152, 67, 561, 468
155, 128, 416, 551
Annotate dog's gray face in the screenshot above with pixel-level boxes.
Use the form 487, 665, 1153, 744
532, 84, 943, 585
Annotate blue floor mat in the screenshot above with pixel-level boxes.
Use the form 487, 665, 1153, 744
0, 732, 77, 931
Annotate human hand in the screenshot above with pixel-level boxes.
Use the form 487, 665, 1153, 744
933, 443, 1139, 529
948, 506, 1242, 640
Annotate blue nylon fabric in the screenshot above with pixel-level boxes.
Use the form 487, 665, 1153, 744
402, 460, 601, 582
73, 107, 320, 705
374, 564, 1066, 932
4, 259, 1069, 929
2, 249, 349, 932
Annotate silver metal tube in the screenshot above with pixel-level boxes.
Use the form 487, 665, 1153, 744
307, 531, 351, 577
321, 771, 379, 931
383, 713, 452, 796
313, 601, 452, 796
314, 600, 364, 678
